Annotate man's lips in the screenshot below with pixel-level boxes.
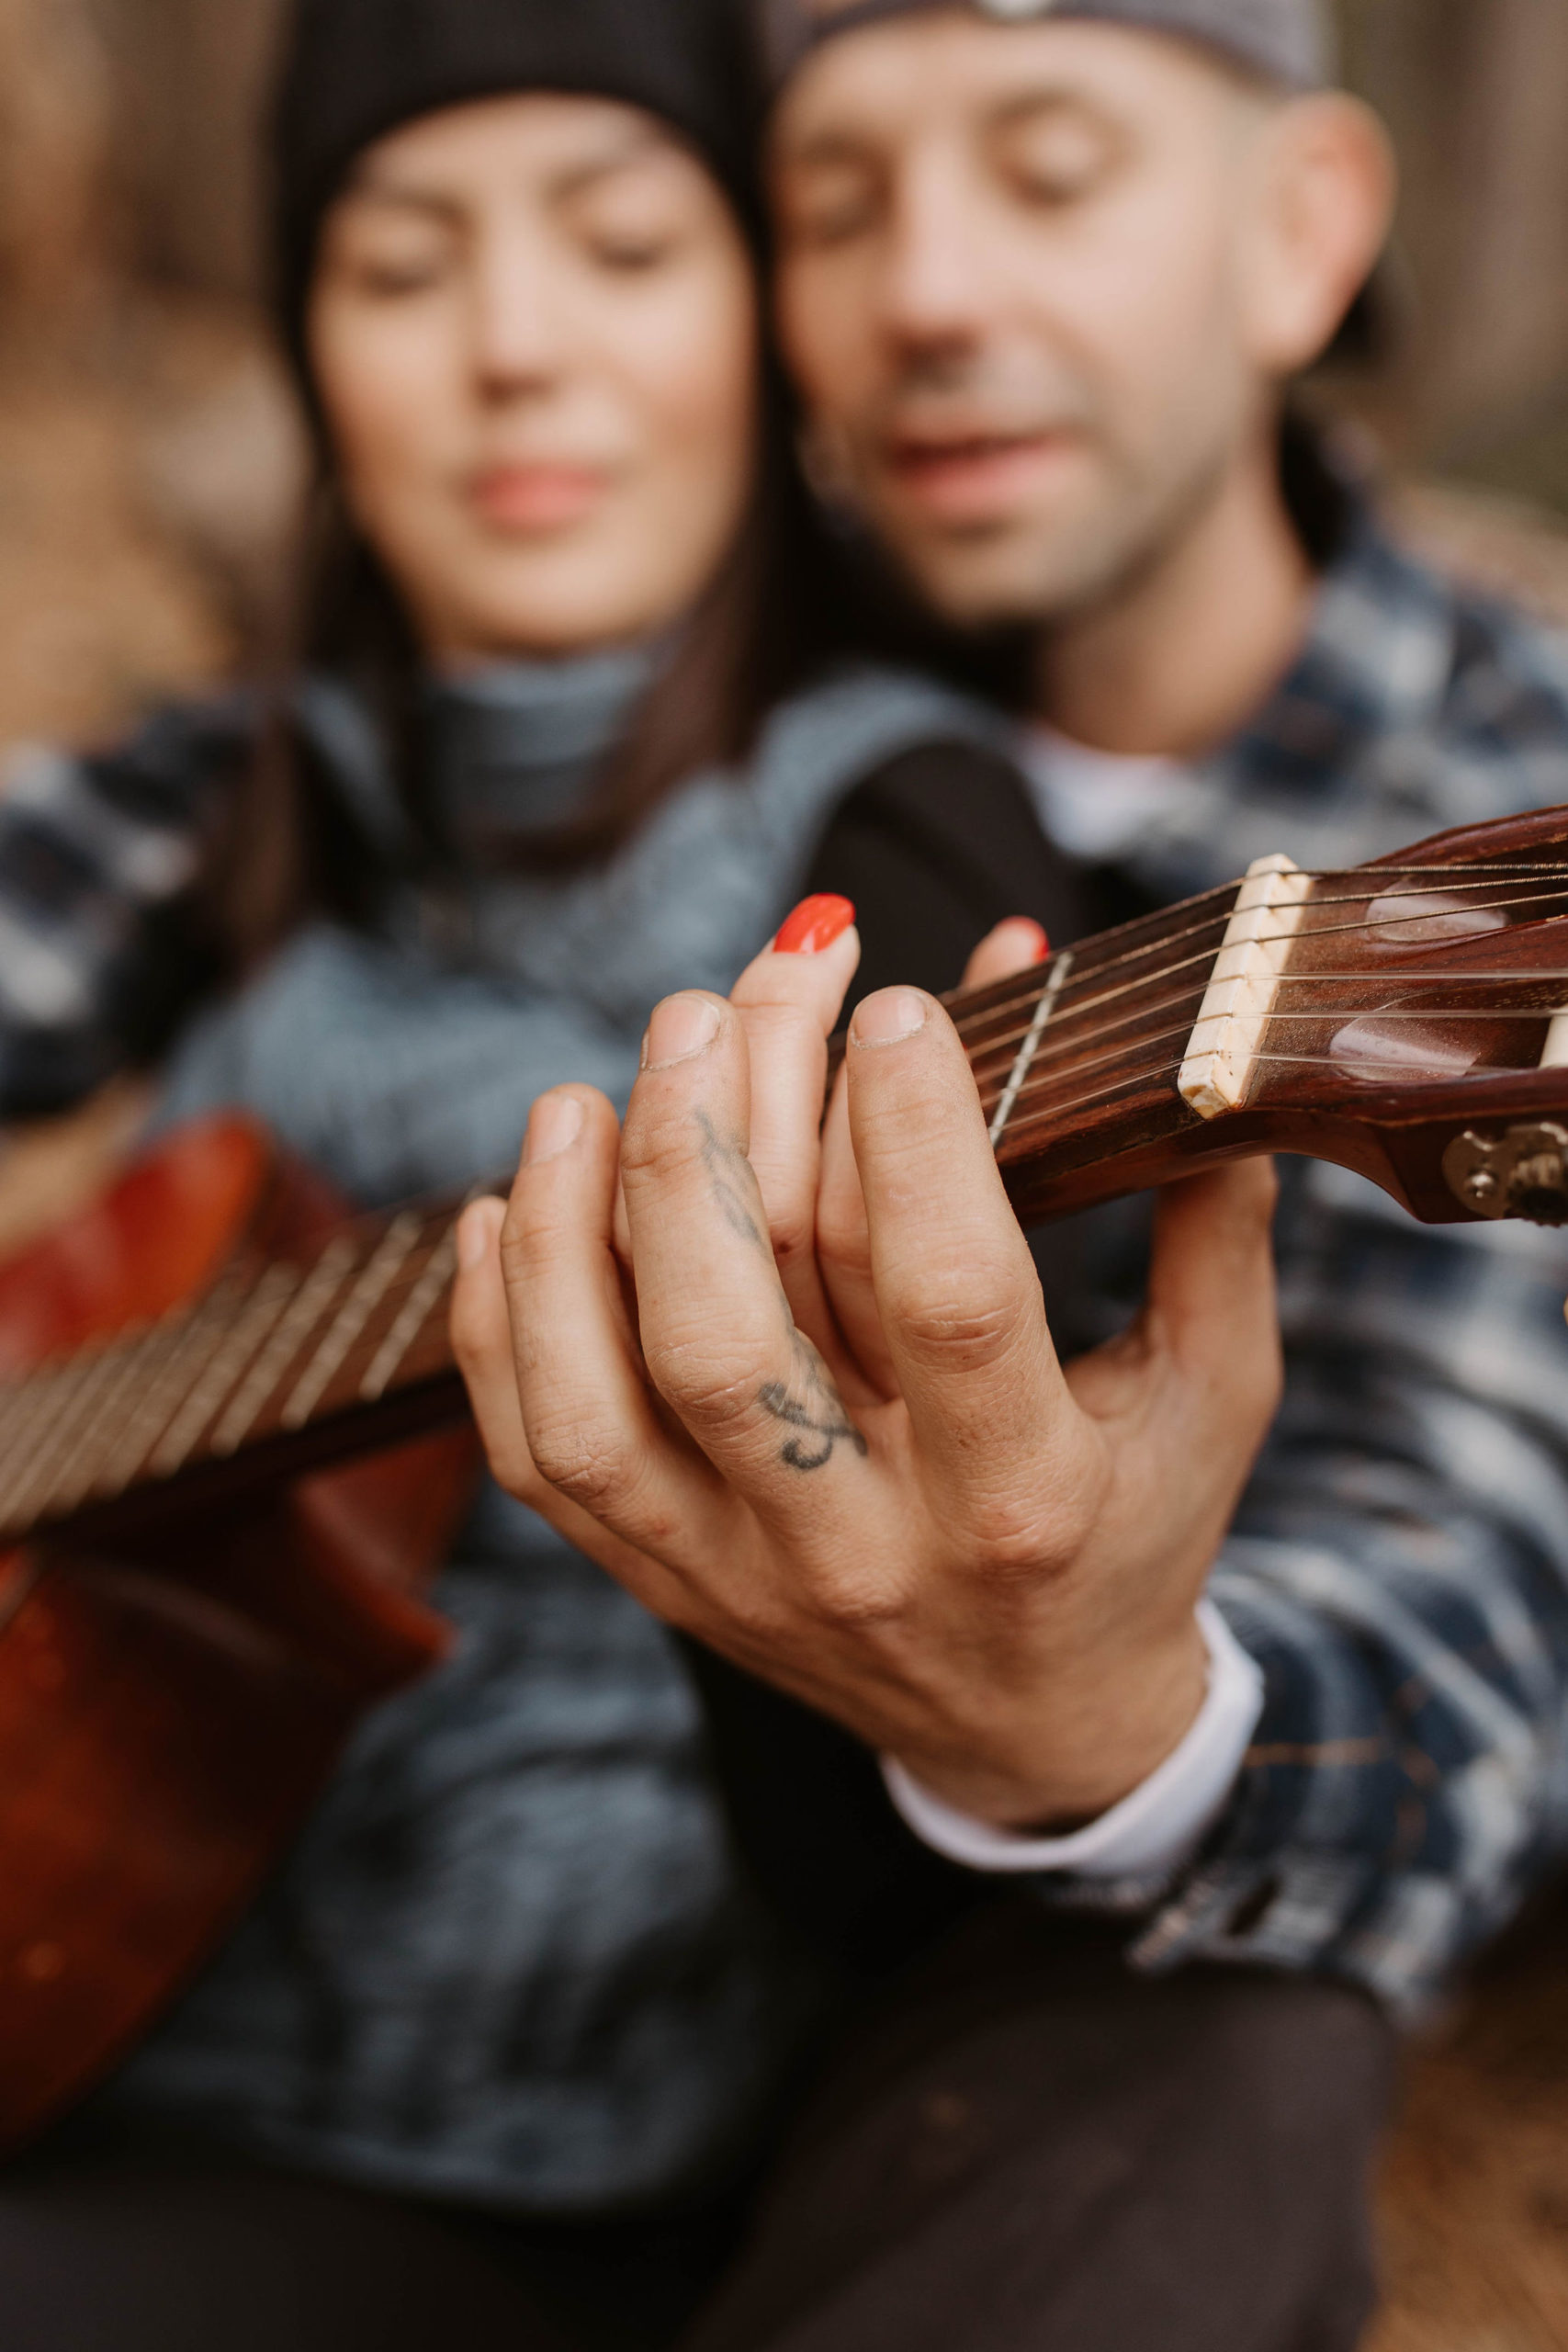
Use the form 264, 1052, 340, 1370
469, 463, 611, 532
881, 429, 1079, 525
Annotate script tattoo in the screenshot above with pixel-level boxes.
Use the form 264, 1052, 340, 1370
759, 1330, 869, 1475
696, 1110, 766, 1251
694, 1112, 865, 1473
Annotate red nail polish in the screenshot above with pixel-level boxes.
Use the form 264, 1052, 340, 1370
774, 894, 856, 956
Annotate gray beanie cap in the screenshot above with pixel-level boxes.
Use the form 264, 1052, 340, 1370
762, 0, 1336, 92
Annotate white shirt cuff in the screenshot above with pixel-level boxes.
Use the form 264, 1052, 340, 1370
881, 1600, 1263, 1882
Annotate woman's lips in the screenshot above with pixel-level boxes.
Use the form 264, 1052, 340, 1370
469, 464, 611, 533
883, 430, 1077, 526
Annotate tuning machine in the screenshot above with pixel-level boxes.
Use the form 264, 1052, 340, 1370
1444, 1125, 1568, 1225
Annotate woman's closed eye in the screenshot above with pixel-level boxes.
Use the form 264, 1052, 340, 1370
569, 178, 700, 276
322, 209, 458, 300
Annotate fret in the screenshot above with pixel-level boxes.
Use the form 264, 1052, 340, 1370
206, 1238, 358, 1459
359, 1225, 458, 1402
988, 951, 1075, 1146
0, 1328, 159, 1535
148, 1262, 302, 1477
0, 1361, 82, 1496
82, 1274, 254, 1503
279, 1214, 422, 1431
32, 1313, 201, 1525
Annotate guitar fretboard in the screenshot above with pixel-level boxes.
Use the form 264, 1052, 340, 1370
0, 1195, 472, 1550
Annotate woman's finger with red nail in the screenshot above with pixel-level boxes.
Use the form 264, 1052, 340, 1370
727, 899, 863, 1373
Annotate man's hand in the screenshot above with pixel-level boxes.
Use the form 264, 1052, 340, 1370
451, 910, 1281, 1833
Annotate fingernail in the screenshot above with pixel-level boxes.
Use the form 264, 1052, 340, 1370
456, 1202, 491, 1271
643, 993, 722, 1069
774, 894, 856, 956
852, 988, 929, 1046
525, 1091, 584, 1164
1021, 921, 1050, 965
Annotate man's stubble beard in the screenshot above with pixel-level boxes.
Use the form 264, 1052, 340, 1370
857, 403, 1247, 641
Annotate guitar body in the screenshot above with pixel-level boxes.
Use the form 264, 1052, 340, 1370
0, 1118, 477, 2157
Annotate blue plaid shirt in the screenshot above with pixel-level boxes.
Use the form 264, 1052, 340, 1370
1027, 512, 1568, 2013
5, 509, 1568, 2025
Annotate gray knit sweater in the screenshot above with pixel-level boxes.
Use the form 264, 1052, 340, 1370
104, 651, 1002, 2212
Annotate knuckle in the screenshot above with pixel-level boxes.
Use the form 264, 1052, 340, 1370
893, 1285, 1020, 1375
525, 1404, 634, 1512
531, 1420, 634, 1514
619, 1101, 703, 1189
963, 1507, 1058, 1581
799, 1564, 908, 1630
643, 1333, 761, 1433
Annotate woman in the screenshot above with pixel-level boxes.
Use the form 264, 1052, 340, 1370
0, 0, 1066, 2342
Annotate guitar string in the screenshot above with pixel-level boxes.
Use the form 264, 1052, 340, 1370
983, 992, 1568, 1127
953, 884, 1568, 1073
963, 933, 1568, 1090
949, 858, 1568, 1042
15, 859, 1568, 1524
969, 988, 1568, 1116
964, 960, 1568, 1088
10, 922, 1543, 1498
950, 866, 1568, 1047
0, 1209, 462, 1536
997, 1040, 1551, 1148
965, 877, 1568, 1039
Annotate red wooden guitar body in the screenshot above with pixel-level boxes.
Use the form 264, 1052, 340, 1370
0, 1119, 478, 2157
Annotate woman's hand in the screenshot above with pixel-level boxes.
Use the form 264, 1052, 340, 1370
452, 908, 1281, 1833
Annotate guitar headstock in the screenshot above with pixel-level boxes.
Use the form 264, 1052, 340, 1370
967, 802, 1568, 1230
1243, 803, 1568, 1227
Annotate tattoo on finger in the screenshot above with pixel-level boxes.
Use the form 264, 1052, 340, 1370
696, 1110, 766, 1251
691, 1110, 864, 1471
759, 1329, 868, 1473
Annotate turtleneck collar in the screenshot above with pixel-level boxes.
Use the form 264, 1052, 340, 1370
423, 644, 660, 852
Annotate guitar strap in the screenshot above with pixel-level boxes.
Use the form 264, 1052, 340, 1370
680, 736, 1111, 1980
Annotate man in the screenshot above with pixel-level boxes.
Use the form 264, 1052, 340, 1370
453, 3, 1568, 2346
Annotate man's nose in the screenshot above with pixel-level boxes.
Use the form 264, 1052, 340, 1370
876, 158, 994, 354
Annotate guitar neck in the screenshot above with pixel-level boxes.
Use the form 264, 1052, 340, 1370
943, 879, 1241, 1219
0, 1193, 481, 1555
0, 882, 1256, 1555
26, 822, 1551, 1556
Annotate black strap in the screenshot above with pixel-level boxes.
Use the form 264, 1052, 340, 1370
802, 736, 1094, 1015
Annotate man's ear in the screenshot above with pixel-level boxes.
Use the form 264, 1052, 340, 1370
1239, 93, 1397, 379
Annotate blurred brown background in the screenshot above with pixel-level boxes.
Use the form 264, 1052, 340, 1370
8, 5, 1568, 2346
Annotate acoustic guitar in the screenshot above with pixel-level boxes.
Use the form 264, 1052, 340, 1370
6, 797, 1568, 2154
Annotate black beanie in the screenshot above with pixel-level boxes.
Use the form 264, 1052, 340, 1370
271, 0, 761, 377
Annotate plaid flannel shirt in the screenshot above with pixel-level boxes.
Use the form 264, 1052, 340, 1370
1028, 512, 1568, 2012
5, 508, 1568, 2016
